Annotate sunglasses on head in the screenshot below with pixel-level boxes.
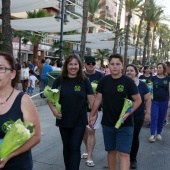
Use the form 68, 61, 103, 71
87, 62, 95, 66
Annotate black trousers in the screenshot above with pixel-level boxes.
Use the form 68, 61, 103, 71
130, 119, 144, 162
59, 126, 86, 170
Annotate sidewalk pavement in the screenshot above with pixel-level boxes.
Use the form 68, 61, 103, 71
18, 83, 47, 107
17, 83, 170, 170
32, 104, 170, 170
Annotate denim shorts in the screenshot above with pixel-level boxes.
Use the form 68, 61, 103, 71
102, 125, 134, 154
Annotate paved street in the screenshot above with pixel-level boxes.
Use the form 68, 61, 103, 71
31, 104, 170, 170
18, 83, 170, 170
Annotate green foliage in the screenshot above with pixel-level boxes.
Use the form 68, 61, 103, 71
52, 40, 72, 57
27, 9, 52, 18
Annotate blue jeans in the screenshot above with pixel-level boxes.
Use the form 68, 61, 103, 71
59, 126, 86, 170
27, 87, 34, 94
41, 76, 48, 97
150, 100, 168, 135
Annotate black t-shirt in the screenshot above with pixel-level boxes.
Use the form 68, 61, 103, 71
97, 74, 138, 127
52, 76, 94, 128
133, 80, 149, 120
84, 70, 104, 111
139, 75, 152, 83
152, 76, 170, 101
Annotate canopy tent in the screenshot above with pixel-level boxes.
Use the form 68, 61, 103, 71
85, 41, 138, 57
1, 0, 57, 13
0, 16, 93, 33
48, 32, 114, 42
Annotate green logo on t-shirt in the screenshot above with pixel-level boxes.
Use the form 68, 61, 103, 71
93, 80, 98, 84
2, 120, 14, 133
163, 80, 168, 84
117, 85, 124, 92
74, 85, 81, 91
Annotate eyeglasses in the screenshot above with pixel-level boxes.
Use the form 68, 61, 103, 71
87, 62, 95, 66
0, 66, 13, 73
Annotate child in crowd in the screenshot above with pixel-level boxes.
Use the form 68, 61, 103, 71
27, 70, 39, 96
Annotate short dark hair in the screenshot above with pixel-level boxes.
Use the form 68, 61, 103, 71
29, 70, 34, 75
109, 53, 123, 63
0, 52, 17, 88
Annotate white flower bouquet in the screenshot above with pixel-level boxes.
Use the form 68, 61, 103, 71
0, 119, 35, 160
44, 86, 62, 119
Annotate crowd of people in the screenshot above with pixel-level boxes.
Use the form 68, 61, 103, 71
1, 52, 170, 170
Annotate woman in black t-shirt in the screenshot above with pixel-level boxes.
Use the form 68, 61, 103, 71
48, 55, 94, 170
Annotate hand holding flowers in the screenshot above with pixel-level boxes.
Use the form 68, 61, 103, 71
0, 119, 35, 160
115, 98, 133, 129
44, 86, 62, 119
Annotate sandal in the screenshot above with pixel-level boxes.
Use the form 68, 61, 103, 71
86, 160, 95, 167
81, 153, 88, 159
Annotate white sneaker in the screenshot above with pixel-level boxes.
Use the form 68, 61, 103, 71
157, 134, 162, 141
149, 135, 155, 142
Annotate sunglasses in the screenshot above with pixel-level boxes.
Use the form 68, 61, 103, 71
87, 62, 95, 66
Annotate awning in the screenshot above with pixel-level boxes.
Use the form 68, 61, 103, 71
85, 41, 137, 57
48, 32, 114, 42
1, 0, 57, 13
0, 16, 93, 33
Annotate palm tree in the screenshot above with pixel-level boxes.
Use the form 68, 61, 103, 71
80, 0, 89, 62
156, 24, 170, 61
2, 0, 13, 54
88, 0, 105, 33
142, 0, 164, 65
26, 9, 51, 64
134, 0, 149, 64
113, 0, 124, 54
124, 0, 143, 67
97, 49, 110, 67
130, 24, 138, 45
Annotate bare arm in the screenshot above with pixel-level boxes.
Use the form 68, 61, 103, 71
48, 100, 61, 119
89, 92, 102, 128
87, 94, 95, 109
144, 93, 151, 122
0, 94, 41, 167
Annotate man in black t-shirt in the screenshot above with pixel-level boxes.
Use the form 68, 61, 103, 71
81, 56, 104, 167
89, 54, 141, 170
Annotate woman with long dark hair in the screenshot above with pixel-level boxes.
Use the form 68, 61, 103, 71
48, 54, 95, 170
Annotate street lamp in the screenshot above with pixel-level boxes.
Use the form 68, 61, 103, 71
54, 0, 69, 63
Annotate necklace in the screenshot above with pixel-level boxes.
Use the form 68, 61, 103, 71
0, 88, 14, 107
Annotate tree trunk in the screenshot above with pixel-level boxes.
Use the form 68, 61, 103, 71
80, 0, 89, 63
33, 44, 38, 65
142, 22, 150, 65
124, 14, 132, 67
134, 11, 144, 64
113, 0, 123, 54
2, 0, 13, 54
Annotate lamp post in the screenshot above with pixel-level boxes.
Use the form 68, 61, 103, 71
18, 31, 22, 64
55, 0, 69, 63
